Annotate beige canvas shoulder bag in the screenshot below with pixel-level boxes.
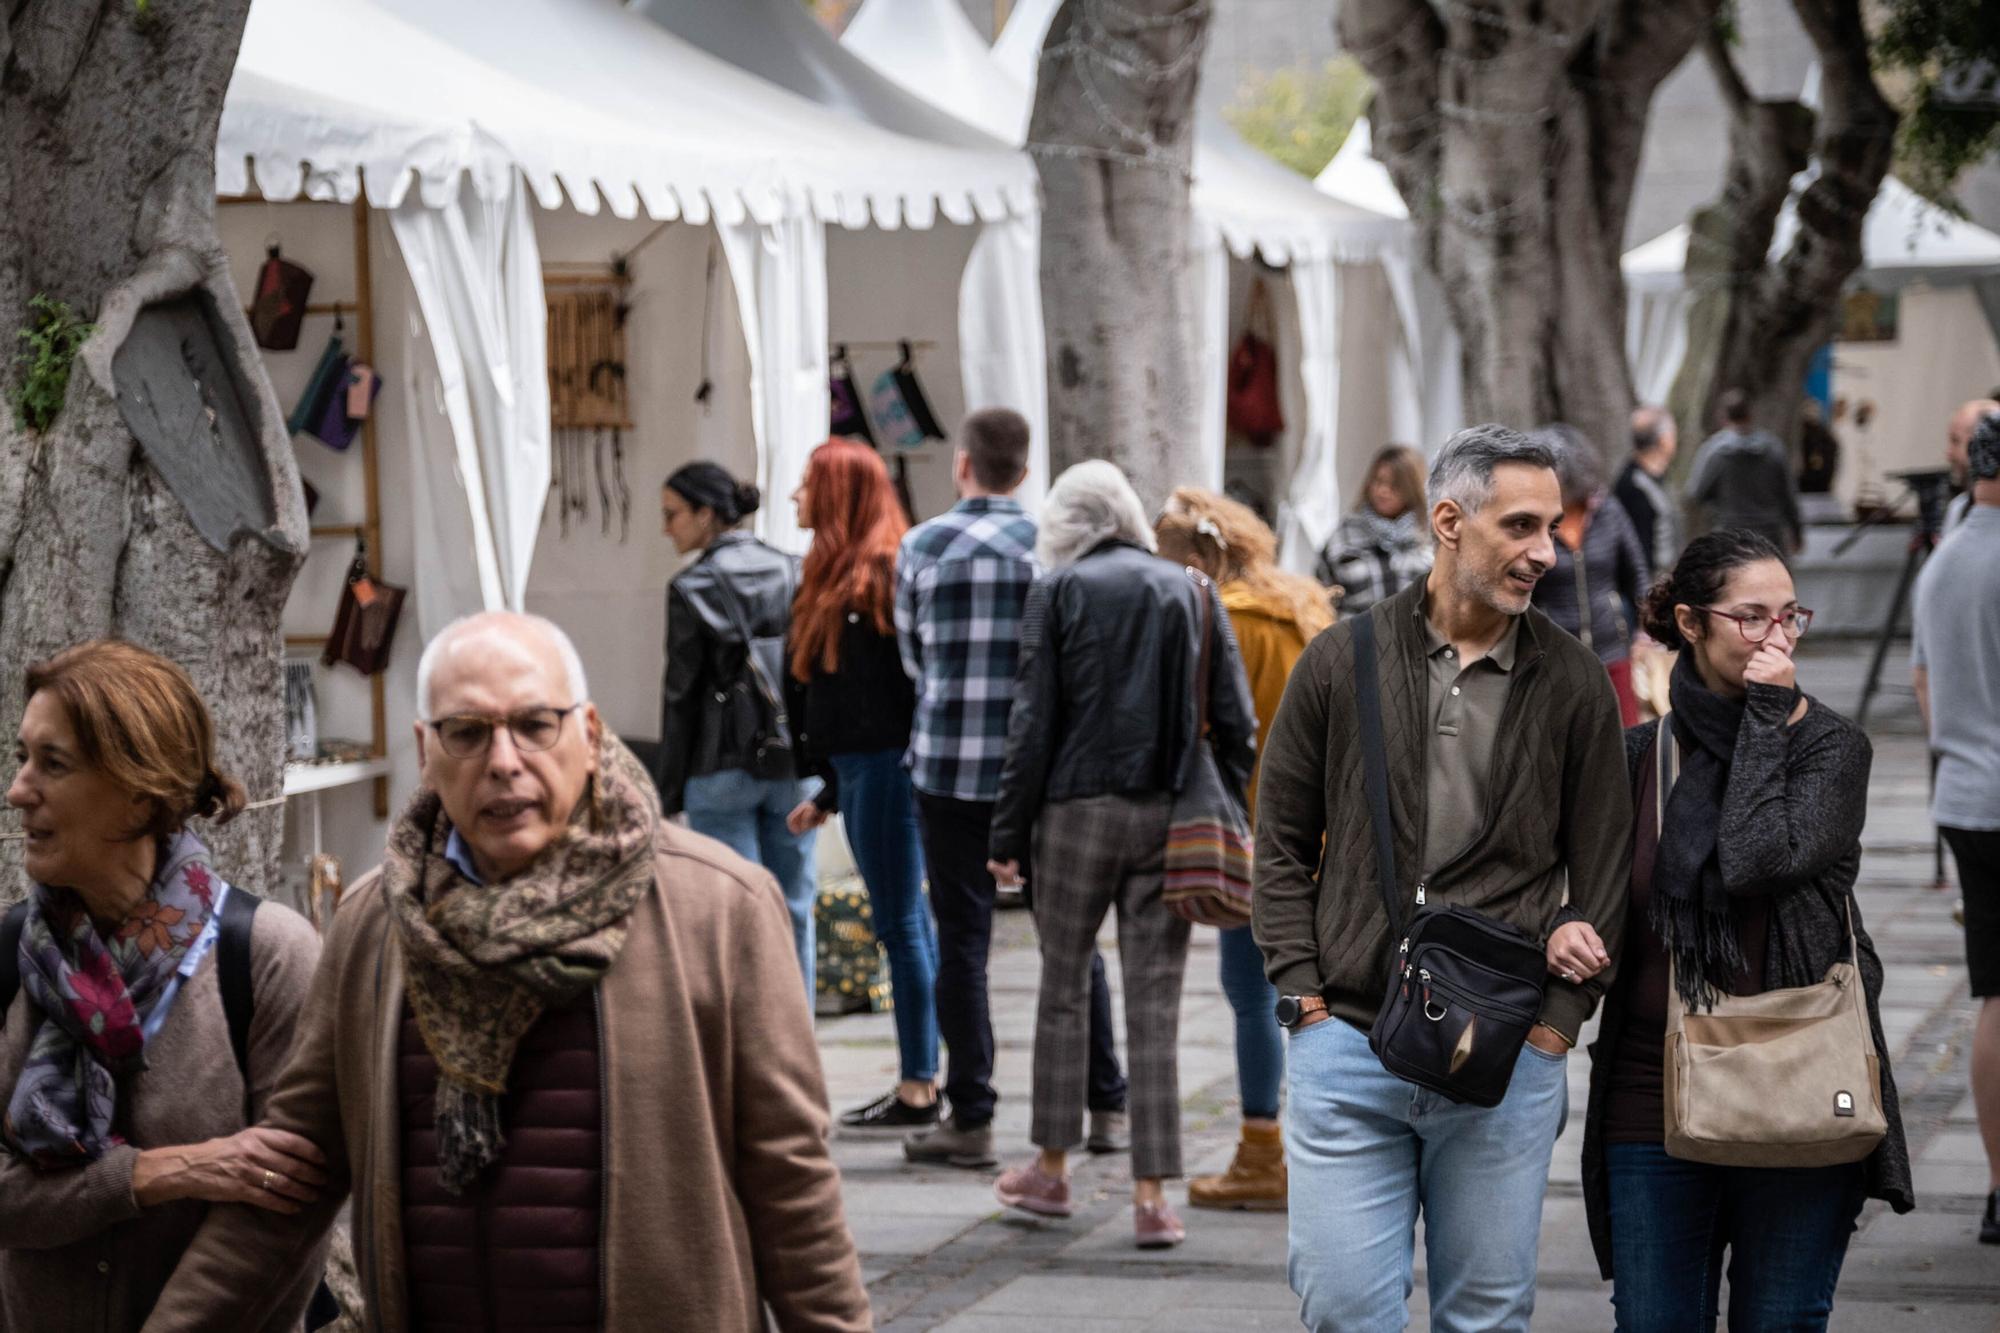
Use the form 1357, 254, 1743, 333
1654, 723, 1887, 1168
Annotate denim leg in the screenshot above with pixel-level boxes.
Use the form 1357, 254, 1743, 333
754, 777, 820, 1008
1720, 1162, 1866, 1333
832, 751, 940, 1084
1414, 1041, 1571, 1333
1217, 925, 1283, 1120
683, 769, 762, 859
1087, 950, 1128, 1113
1606, 1142, 1726, 1333
1283, 1016, 1420, 1331
916, 794, 999, 1126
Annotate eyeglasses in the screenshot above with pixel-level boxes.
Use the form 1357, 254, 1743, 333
426, 706, 579, 759
1698, 607, 1814, 644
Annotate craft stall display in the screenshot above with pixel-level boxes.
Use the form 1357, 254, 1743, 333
546, 273, 634, 541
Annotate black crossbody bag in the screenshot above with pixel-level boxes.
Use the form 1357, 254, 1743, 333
1354, 613, 1549, 1107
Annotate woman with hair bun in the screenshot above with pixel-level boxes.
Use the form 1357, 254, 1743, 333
0, 639, 327, 1332
1549, 530, 1914, 1328
660, 460, 824, 1000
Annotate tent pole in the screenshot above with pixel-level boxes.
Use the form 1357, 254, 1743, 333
352, 197, 389, 820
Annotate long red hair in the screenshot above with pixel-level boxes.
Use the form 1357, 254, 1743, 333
790, 438, 908, 680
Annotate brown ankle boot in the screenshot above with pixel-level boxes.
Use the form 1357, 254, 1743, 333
1187, 1122, 1286, 1211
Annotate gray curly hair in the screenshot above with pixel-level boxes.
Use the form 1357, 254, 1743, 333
1036, 460, 1157, 568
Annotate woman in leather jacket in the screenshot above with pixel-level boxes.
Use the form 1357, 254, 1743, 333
660, 462, 820, 1000
988, 461, 1258, 1251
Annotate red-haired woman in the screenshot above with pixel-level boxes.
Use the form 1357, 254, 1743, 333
783, 439, 941, 1133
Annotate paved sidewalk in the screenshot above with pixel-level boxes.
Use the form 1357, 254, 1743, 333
817, 642, 2000, 1330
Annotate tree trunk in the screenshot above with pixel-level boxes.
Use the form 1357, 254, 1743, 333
1, 1, 307, 905
1671, 0, 1896, 460
1340, 0, 1719, 460
1027, 0, 1209, 509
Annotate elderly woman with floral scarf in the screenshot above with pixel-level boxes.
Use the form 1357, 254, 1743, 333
0, 640, 326, 1333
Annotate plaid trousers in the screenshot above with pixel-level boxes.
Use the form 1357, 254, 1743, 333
1029, 792, 1191, 1179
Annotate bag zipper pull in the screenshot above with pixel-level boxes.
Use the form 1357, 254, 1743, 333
1415, 881, 1427, 907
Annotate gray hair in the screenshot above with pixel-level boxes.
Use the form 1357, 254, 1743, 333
1427, 424, 1558, 516
1036, 460, 1157, 568
416, 612, 591, 719
1538, 423, 1604, 507
1631, 405, 1675, 454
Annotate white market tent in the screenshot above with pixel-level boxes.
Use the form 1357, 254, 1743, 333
1315, 119, 1466, 452
217, 0, 1049, 875
631, 0, 1049, 514
848, 0, 1424, 569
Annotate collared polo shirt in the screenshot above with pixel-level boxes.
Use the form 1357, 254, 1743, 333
1420, 603, 1522, 877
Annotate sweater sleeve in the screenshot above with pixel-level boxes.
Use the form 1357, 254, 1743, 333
0, 1139, 142, 1250
658, 584, 705, 816
727, 867, 872, 1332
1539, 661, 1634, 1042
1718, 685, 1871, 895
1251, 629, 1337, 997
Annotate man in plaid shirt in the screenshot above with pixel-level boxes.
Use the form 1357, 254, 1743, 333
898, 410, 1126, 1168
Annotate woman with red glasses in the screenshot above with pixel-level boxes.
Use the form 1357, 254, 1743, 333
1549, 528, 1913, 1330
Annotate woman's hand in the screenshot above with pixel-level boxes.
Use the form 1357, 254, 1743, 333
131, 1126, 329, 1213
1547, 920, 1610, 984
786, 800, 831, 837
1743, 641, 1797, 692
986, 859, 1023, 890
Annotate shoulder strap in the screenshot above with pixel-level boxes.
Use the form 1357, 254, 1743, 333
1187, 568, 1214, 734
217, 888, 262, 1082
1353, 613, 1403, 938
0, 900, 26, 1026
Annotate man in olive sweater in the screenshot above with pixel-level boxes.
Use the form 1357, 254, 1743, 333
1254, 424, 1631, 1331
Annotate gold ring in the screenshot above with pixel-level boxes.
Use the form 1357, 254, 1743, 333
263, 1169, 275, 1191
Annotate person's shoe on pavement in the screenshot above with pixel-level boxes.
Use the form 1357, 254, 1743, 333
1134, 1199, 1185, 1249
994, 1158, 1072, 1217
903, 1117, 998, 1169
1187, 1121, 1286, 1211
1086, 1108, 1128, 1154
840, 1089, 939, 1134
1982, 1189, 2000, 1245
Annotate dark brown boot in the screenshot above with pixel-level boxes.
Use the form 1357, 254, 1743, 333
1187, 1121, 1286, 1211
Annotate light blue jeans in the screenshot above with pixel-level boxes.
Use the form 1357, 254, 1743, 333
1284, 1015, 1571, 1332
683, 769, 821, 1008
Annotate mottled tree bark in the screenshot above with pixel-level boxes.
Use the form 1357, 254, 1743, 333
1027, 0, 1209, 509
1, 0, 307, 903
1339, 0, 1719, 458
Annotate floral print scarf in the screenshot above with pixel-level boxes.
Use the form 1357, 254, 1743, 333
4, 830, 224, 1166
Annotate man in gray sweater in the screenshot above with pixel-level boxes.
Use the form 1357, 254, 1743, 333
1253, 424, 1631, 1331
1685, 390, 1802, 553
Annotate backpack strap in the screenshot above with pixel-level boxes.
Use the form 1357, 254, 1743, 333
1353, 613, 1403, 940
0, 900, 26, 1028
217, 887, 262, 1086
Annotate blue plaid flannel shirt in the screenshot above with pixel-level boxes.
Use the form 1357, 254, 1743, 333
895, 497, 1039, 802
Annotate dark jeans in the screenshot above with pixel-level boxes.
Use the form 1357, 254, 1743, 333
1606, 1141, 1865, 1333
915, 792, 1124, 1126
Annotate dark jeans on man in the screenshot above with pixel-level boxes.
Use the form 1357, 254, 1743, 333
1605, 1141, 1865, 1332
916, 793, 1126, 1128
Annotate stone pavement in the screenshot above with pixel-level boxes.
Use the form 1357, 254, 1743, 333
815, 640, 2000, 1331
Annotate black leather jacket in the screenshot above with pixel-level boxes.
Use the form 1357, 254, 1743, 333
990, 541, 1258, 864
659, 532, 800, 814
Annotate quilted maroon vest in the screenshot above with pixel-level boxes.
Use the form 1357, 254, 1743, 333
398, 991, 602, 1331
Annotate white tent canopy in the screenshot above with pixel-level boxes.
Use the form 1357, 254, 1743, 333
1622, 175, 2000, 404
853, 0, 1420, 567
636, 0, 1050, 515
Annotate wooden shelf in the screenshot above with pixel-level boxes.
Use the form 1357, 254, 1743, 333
309, 524, 365, 539
283, 757, 391, 797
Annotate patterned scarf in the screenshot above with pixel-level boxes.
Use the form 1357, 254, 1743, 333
5, 831, 225, 1165
382, 735, 658, 1195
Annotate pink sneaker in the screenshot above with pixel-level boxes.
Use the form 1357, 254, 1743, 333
1134, 1199, 1185, 1249
994, 1159, 1073, 1218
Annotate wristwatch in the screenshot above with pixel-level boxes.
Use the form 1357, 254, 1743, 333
1274, 994, 1328, 1029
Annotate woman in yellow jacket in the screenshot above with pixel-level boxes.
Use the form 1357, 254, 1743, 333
1156, 489, 1335, 1211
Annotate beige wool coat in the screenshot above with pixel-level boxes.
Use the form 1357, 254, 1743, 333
142, 823, 872, 1333
0, 898, 325, 1332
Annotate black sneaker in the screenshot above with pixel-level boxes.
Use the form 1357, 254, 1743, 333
840, 1090, 940, 1133
1982, 1190, 1999, 1245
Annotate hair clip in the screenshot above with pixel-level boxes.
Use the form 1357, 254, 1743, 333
1195, 515, 1228, 549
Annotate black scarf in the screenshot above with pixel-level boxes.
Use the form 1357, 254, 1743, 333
1653, 653, 1773, 1010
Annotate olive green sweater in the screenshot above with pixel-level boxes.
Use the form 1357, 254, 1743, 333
1251, 581, 1633, 1043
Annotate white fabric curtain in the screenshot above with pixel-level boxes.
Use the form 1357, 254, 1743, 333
1192, 225, 1231, 490
1627, 286, 1692, 407
391, 172, 551, 637
1277, 258, 1342, 573
958, 213, 1049, 509
1378, 250, 1465, 451
719, 216, 831, 556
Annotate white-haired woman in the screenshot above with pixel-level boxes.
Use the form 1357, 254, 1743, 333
988, 461, 1258, 1250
